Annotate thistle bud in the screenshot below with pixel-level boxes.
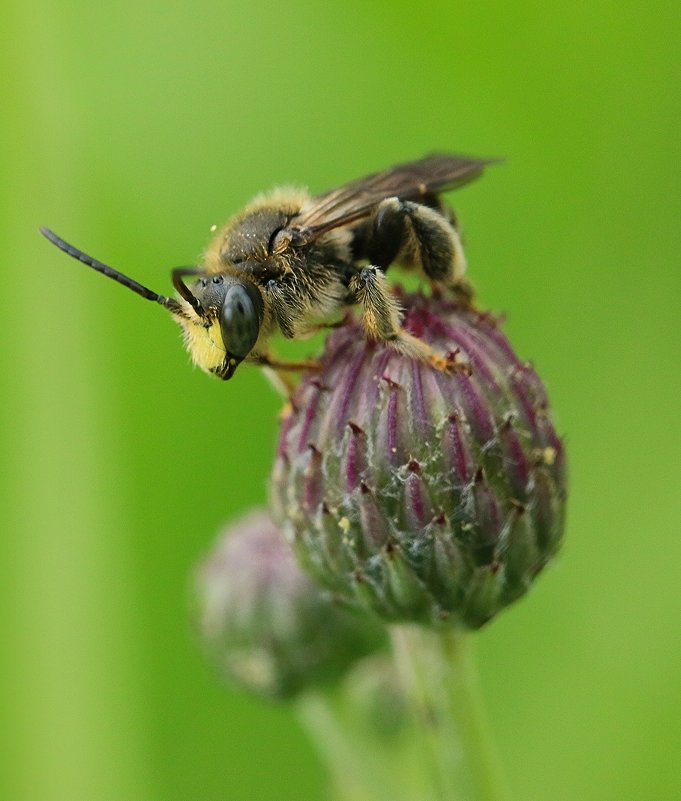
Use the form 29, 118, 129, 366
194, 510, 385, 698
271, 293, 566, 628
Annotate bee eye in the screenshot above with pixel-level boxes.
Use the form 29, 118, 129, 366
220, 283, 263, 360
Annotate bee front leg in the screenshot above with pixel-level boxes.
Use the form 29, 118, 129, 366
252, 352, 321, 372
251, 352, 321, 397
367, 197, 474, 304
347, 267, 450, 370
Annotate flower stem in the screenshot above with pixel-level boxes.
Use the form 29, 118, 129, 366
298, 629, 509, 801
389, 625, 510, 801
296, 690, 394, 801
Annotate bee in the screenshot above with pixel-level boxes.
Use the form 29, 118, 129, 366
41, 154, 494, 382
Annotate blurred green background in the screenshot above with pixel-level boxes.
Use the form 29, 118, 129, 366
1, 1, 679, 799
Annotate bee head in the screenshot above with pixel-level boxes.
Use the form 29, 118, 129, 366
39, 227, 263, 382
183, 275, 264, 380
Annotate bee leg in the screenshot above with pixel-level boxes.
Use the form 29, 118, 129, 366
253, 352, 321, 372
296, 319, 346, 335
367, 197, 474, 304
251, 353, 321, 397
347, 267, 450, 371
261, 368, 297, 397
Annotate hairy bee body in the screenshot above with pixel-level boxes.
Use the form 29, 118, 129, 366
41, 154, 496, 382
209, 187, 352, 337
180, 188, 352, 373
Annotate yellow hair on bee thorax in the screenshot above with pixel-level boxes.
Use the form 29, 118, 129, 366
201, 186, 311, 275
210, 186, 310, 244
241, 185, 310, 215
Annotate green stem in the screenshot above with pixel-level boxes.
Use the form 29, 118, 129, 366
297, 631, 509, 801
296, 690, 397, 801
389, 625, 510, 801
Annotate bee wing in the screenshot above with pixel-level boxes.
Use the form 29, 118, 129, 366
292, 153, 496, 237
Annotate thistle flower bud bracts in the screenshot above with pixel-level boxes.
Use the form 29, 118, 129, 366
272, 294, 566, 628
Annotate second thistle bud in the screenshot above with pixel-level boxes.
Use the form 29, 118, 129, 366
271, 293, 567, 628
194, 510, 385, 698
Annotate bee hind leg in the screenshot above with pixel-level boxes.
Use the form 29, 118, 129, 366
367, 197, 474, 305
347, 267, 451, 371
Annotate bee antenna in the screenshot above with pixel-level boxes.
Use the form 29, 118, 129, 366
39, 226, 182, 314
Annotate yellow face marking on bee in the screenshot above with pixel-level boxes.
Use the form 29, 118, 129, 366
180, 317, 225, 373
